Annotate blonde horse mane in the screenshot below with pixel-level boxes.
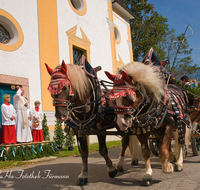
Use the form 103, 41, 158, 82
66, 64, 91, 102
117, 61, 165, 102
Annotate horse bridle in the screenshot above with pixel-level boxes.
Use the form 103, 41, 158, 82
53, 99, 73, 107
113, 89, 140, 115
114, 104, 137, 115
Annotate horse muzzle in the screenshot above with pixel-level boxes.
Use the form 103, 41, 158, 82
117, 116, 132, 131
58, 115, 67, 122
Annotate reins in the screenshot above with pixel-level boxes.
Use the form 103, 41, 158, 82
186, 90, 200, 99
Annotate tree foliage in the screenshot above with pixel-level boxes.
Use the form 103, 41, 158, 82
42, 113, 50, 140
120, 0, 169, 61
119, 0, 200, 78
53, 119, 65, 148
164, 28, 200, 78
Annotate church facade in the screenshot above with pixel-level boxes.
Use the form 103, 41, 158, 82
0, 0, 134, 140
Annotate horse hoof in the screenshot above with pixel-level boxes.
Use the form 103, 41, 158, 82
169, 157, 176, 164
131, 159, 139, 165
174, 164, 183, 172
77, 178, 88, 186
141, 174, 153, 186
108, 168, 118, 178
117, 167, 124, 172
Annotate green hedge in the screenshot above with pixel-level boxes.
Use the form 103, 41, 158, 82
0, 142, 59, 161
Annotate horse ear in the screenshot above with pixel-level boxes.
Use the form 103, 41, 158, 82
45, 63, 53, 76
61, 60, 67, 74
105, 71, 115, 81
122, 71, 130, 82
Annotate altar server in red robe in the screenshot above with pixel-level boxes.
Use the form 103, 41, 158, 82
1, 94, 17, 144
31, 101, 44, 142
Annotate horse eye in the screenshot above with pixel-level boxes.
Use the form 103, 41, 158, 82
62, 86, 67, 91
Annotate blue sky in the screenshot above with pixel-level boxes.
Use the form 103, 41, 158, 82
148, 0, 200, 67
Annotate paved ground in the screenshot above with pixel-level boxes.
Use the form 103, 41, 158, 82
0, 144, 200, 190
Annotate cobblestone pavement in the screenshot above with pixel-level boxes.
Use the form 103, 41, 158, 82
0, 145, 200, 190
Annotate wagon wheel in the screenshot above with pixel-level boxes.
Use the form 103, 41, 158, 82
149, 138, 161, 156
191, 122, 200, 156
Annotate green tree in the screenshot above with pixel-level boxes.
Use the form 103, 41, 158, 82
42, 113, 50, 140
53, 119, 65, 148
65, 127, 75, 148
120, 0, 169, 61
165, 28, 200, 78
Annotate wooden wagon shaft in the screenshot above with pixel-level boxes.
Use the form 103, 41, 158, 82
78, 130, 134, 136
191, 134, 200, 137
77, 129, 162, 139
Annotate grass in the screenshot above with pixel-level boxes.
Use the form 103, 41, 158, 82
0, 140, 121, 169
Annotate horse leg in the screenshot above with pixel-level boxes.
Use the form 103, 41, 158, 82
116, 135, 129, 172
129, 135, 139, 165
137, 134, 153, 186
174, 125, 190, 171
77, 135, 88, 186
97, 135, 118, 178
169, 140, 176, 163
159, 125, 174, 173
174, 143, 184, 171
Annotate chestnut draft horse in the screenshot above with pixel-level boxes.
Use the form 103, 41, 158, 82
105, 61, 191, 186
45, 59, 119, 186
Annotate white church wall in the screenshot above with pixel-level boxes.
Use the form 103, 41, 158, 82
0, 0, 42, 109
57, 0, 113, 80
113, 11, 131, 65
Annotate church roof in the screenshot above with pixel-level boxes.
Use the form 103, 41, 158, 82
112, 0, 136, 20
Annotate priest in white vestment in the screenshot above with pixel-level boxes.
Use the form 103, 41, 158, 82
1, 94, 17, 144
13, 86, 32, 143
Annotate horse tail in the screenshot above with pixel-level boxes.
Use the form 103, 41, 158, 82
125, 135, 139, 160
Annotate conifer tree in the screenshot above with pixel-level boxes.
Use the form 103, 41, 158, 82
42, 113, 50, 140
53, 119, 65, 148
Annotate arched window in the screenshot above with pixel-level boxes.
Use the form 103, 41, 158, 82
0, 24, 10, 44
68, 0, 87, 16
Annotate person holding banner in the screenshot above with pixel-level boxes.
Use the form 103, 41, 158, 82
13, 86, 32, 143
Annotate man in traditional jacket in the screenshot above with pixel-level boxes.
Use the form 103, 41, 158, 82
1, 94, 17, 144
13, 86, 32, 143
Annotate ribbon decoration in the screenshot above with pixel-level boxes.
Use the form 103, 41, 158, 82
50, 143, 56, 152
39, 144, 43, 152
31, 145, 37, 155
12, 147, 16, 157
0, 147, 5, 157
21, 145, 25, 156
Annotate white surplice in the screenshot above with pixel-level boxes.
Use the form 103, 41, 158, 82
30, 107, 43, 130
1, 103, 16, 126
13, 89, 33, 142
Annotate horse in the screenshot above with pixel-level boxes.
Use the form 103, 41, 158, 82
105, 61, 191, 186
189, 97, 200, 155
45, 59, 119, 186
